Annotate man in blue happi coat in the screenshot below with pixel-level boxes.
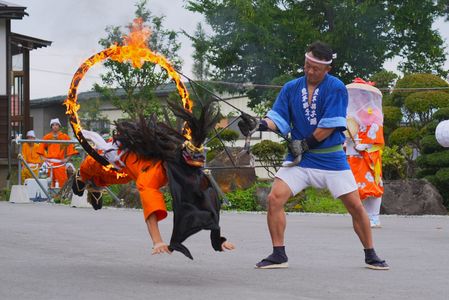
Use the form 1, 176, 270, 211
239, 41, 389, 270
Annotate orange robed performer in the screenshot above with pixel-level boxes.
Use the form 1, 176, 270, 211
346, 79, 384, 228
72, 103, 234, 259
37, 118, 78, 188
77, 153, 167, 223
21, 130, 42, 180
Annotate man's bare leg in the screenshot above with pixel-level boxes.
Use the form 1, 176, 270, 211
267, 178, 293, 246
339, 190, 372, 248
339, 190, 389, 270
255, 178, 292, 269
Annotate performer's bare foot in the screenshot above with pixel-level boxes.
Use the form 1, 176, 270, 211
222, 241, 235, 251
151, 242, 172, 255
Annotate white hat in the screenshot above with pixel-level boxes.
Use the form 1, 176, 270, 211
50, 118, 61, 127
26, 130, 36, 138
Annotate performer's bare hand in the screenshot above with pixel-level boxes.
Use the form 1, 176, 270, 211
151, 242, 172, 255
221, 241, 235, 251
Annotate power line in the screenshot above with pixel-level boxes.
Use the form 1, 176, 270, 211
201, 80, 449, 92
30, 67, 102, 79
28, 69, 449, 92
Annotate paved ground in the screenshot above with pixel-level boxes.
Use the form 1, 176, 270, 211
1, 201, 448, 300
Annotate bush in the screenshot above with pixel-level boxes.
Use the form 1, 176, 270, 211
252, 140, 286, 178
404, 91, 449, 125
416, 150, 449, 169
219, 128, 239, 145
392, 73, 449, 107
224, 183, 347, 214
0, 188, 11, 201
298, 188, 347, 214
224, 182, 270, 211
420, 120, 439, 136
101, 184, 122, 207
404, 91, 449, 114
205, 128, 239, 161
433, 107, 449, 121
420, 135, 444, 154
389, 127, 420, 147
425, 168, 449, 208
382, 146, 406, 179
383, 105, 402, 127
435, 168, 449, 207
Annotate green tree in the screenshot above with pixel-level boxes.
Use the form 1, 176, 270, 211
370, 70, 398, 90
391, 73, 449, 107
95, 0, 182, 119
184, 22, 210, 80
388, 1, 447, 76
416, 107, 449, 207
78, 98, 110, 133
252, 140, 286, 178
186, 1, 447, 107
384, 74, 449, 181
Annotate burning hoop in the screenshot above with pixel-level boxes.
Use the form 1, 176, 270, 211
64, 18, 193, 170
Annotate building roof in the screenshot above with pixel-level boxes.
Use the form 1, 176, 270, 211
0, 1, 27, 19
11, 32, 52, 55
30, 83, 186, 108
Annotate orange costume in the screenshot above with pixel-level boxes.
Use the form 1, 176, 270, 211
37, 131, 78, 187
21, 141, 42, 180
79, 153, 168, 222
347, 124, 384, 200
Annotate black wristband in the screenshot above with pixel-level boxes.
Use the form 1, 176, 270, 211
305, 134, 321, 149
258, 119, 268, 131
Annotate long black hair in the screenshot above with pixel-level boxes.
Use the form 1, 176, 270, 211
113, 100, 221, 161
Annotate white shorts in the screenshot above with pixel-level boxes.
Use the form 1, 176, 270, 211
275, 166, 358, 199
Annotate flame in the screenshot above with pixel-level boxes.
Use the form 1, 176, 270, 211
102, 164, 128, 179
64, 18, 194, 172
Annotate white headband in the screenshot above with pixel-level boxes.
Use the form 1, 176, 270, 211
50, 118, 61, 127
305, 52, 333, 65
26, 130, 36, 138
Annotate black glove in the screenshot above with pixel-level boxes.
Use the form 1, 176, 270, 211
238, 113, 270, 136
288, 139, 308, 157
238, 113, 259, 136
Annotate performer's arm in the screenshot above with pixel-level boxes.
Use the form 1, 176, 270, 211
312, 127, 335, 142
145, 213, 171, 255
263, 118, 278, 132
210, 229, 235, 251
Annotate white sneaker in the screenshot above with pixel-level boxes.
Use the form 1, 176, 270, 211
370, 216, 382, 228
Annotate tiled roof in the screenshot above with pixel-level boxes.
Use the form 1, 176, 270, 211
30, 82, 185, 108
0, 1, 27, 19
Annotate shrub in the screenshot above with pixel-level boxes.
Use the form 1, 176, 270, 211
420, 135, 444, 154
425, 168, 449, 208
224, 182, 269, 211
392, 73, 449, 107
299, 188, 347, 214
0, 188, 11, 201
205, 128, 239, 161
433, 107, 449, 121
420, 120, 439, 136
224, 183, 347, 214
219, 128, 239, 145
389, 127, 420, 147
404, 91, 449, 125
416, 150, 449, 168
382, 146, 406, 180
252, 140, 286, 178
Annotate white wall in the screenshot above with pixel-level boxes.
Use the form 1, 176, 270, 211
0, 20, 7, 95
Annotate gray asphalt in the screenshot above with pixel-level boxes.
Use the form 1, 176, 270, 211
1, 201, 448, 300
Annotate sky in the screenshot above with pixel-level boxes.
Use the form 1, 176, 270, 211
11, 0, 202, 99
9, 0, 449, 99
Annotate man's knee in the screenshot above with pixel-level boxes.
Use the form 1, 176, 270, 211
267, 191, 288, 210
340, 191, 365, 214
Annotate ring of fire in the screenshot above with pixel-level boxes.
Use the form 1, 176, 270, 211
64, 21, 193, 170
